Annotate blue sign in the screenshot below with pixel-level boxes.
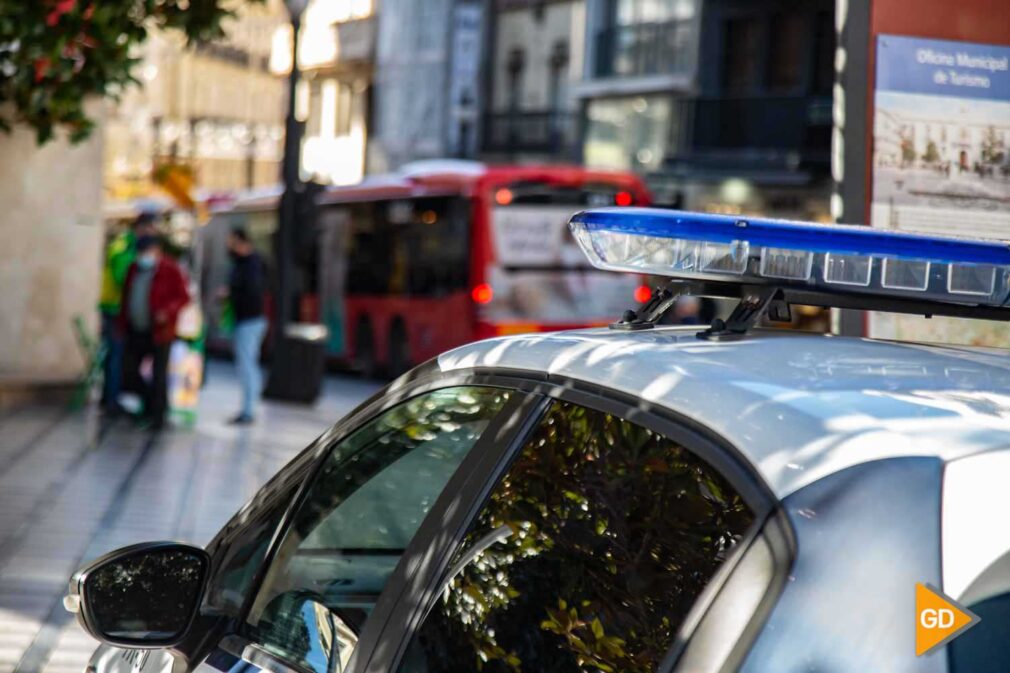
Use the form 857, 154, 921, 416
877, 34, 1010, 103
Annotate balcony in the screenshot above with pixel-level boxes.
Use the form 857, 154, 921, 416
333, 16, 376, 64
594, 20, 694, 79
482, 111, 578, 157
667, 95, 833, 181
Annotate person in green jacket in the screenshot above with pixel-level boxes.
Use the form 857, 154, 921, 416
99, 212, 157, 413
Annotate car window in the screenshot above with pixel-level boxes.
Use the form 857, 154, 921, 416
245, 386, 511, 673
203, 447, 319, 617
394, 400, 755, 673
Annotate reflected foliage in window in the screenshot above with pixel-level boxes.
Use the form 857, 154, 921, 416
203, 450, 315, 617
398, 402, 753, 673
87, 549, 205, 640
248, 387, 510, 673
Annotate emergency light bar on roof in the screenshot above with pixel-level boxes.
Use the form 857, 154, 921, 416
568, 208, 1010, 336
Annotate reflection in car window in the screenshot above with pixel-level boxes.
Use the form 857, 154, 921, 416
245, 387, 510, 673
203, 450, 317, 617
397, 401, 754, 673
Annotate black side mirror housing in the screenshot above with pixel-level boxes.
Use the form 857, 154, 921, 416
65, 541, 210, 649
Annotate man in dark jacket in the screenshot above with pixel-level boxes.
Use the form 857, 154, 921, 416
225, 227, 267, 424
120, 236, 190, 430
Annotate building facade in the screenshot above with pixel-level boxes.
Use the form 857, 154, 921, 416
571, 0, 835, 220
103, 0, 288, 203
481, 0, 586, 162
579, 0, 700, 175
295, 0, 375, 185
369, 0, 453, 170
0, 105, 105, 383
368, 0, 489, 170
672, 0, 835, 219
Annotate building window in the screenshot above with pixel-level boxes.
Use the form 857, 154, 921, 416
767, 12, 804, 92
313, 79, 356, 140
548, 40, 570, 112
812, 10, 836, 95
615, 0, 696, 24
320, 80, 337, 138
584, 95, 682, 172
337, 82, 353, 136
597, 0, 696, 78
722, 16, 762, 93
507, 47, 526, 112
306, 79, 323, 137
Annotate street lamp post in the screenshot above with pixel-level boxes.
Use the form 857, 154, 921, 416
277, 0, 307, 332
265, 0, 310, 400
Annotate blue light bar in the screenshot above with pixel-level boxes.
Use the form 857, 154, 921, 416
569, 208, 1010, 307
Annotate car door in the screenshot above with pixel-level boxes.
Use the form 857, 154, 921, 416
352, 384, 789, 673
180, 383, 543, 673
85, 420, 327, 673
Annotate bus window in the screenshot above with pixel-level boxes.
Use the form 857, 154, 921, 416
347, 202, 389, 295
402, 197, 469, 297
347, 197, 469, 298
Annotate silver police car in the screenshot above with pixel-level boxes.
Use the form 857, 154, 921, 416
67, 209, 1010, 673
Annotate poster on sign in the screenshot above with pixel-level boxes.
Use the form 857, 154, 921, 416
869, 34, 1010, 345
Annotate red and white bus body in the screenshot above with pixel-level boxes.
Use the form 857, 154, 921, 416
202, 163, 651, 374
319, 162, 651, 374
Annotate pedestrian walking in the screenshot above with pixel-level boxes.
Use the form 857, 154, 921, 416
98, 212, 157, 413
120, 236, 190, 431
223, 227, 267, 425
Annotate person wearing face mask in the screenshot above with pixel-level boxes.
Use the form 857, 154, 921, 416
98, 212, 158, 414
120, 236, 190, 431
220, 226, 267, 424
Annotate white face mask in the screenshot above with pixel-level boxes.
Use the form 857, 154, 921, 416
137, 253, 157, 269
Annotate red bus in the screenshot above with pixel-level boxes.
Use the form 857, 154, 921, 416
203, 161, 652, 376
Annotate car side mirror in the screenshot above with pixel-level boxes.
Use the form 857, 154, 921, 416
65, 542, 209, 648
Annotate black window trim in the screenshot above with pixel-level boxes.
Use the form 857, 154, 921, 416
666, 507, 794, 673
342, 390, 550, 673
346, 364, 795, 673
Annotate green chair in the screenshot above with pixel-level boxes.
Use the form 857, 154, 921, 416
71, 314, 106, 410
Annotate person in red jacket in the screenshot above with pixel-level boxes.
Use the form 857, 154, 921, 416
120, 236, 190, 430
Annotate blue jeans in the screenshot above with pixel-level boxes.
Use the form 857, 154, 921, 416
101, 312, 124, 409
234, 317, 267, 417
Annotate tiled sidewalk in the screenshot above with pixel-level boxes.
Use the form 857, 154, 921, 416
0, 364, 379, 673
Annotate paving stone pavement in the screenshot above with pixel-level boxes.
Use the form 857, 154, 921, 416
0, 362, 380, 673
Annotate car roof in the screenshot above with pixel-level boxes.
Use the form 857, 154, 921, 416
437, 327, 1010, 498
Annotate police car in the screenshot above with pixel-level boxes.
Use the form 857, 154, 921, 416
67, 209, 1010, 673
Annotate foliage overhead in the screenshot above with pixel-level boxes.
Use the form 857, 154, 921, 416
0, 0, 262, 145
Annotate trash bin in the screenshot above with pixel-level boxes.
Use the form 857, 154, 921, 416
263, 323, 329, 404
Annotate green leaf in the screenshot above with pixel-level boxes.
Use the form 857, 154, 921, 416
0, 0, 242, 145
